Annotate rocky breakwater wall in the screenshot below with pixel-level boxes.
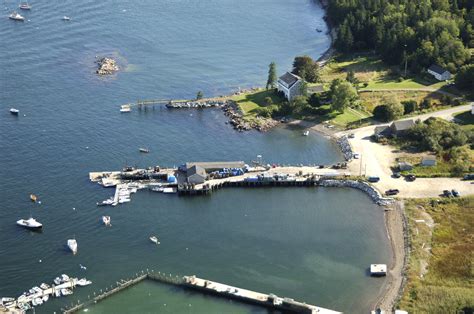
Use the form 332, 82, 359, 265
319, 179, 395, 206
96, 57, 119, 75
337, 135, 353, 161
222, 100, 279, 132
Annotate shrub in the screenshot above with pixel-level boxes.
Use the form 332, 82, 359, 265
402, 100, 418, 114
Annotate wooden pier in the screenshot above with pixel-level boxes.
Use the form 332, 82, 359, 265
62, 271, 341, 314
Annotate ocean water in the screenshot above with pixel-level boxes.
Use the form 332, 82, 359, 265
0, 0, 391, 313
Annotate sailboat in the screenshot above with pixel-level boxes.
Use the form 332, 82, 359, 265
19, 2, 32, 10
67, 238, 78, 255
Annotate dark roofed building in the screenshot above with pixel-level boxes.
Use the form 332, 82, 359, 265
374, 125, 390, 136
187, 165, 207, 184
277, 72, 303, 101
390, 119, 415, 135
427, 64, 452, 81
185, 161, 245, 172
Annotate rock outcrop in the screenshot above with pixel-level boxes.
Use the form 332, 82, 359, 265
96, 57, 119, 75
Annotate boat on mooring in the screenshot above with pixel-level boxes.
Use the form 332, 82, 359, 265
97, 197, 115, 206
67, 238, 77, 255
16, 217, 42, 230
30, 194, 37, 202
303, 130, 309, 136
19, 2, 31, 10
9, 11, 25, 21
10, 108, 20, 115
139, 147, 150, 153
149, 236, 160, 244
62, 16, 71, 21
102, 216, 111, 226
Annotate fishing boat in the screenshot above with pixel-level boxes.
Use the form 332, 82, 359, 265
303, 130, 309, 136
96, 197, 115, 206
67, 238, 77, 255
120, 107, 131, 113
62, 16, 70, 21
139, 147, 149, 153
149, 236, 160, 244
76, 278, 92, 286
102, 216, 111, 226
61, 274, 70, 282
9, 11, 25, 21
16, 217, 42, 230
10, 108, 19, 115
30, 194, 37, 202
162, 187, 177, 194
39, 283, 50, 290
1, 297, 15, 306
19, 2, 31, 10
60, 288, 73, 296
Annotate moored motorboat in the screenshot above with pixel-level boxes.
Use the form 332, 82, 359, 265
102, 216, 111, 226
39, 283, 50, 290
139, 147, 149, 153
30, 194, 37, 202
60, 288, 73, 296
76, 278, 92, 286
149, 236, 160, 244
10, 108, 19, 115
96, 197, 114, 206
120, 107, 131, 113
9, 11, 25, 21
303, 130, 309, 136
67, 239, 77, 255
19, 2, 31, 10
16, 217, 42, 230
62, 16, 70, 21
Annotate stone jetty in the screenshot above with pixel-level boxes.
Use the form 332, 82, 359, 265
337, 135, 353, 161
96, 57, 119, 75
222, 101, 278, 132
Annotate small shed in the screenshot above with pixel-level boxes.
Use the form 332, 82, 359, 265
421, 156, 436, 167
390, 119, 415, 135
187, 165, 207, 184
370, 264, 387, 276
374, 125, 390, 136
427, 64, 452, 81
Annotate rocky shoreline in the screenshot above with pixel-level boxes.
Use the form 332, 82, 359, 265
336, 135, 353, 161
96, 57, 119, 75
222, 100, 279, 132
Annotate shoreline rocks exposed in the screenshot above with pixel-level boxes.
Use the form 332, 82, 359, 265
336, 135, 353, 161
96, 57, 119, 75
319, 179, 395, 206
222, 101, 279, 132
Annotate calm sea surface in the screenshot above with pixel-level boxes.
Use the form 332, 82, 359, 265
0, 0, 391, 313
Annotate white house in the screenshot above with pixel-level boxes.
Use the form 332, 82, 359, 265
277, 72, 303, 101
427, 64, 452, 81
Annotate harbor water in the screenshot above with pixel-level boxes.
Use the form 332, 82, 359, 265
0, 0, 391, 313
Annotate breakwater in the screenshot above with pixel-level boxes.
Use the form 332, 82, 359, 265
336, 135, 353, 161
62, 271, 340, 314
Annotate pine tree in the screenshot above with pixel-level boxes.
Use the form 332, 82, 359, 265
266, 62, 277, 90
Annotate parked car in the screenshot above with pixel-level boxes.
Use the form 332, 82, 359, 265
463, 174, 474, 180
353, 153, 360, 159
368, 176, 380, 183
318, 165, 325, 169
443, 190, 452, 197
406, 174, 416, 182
452, 189, 460, 197
392, 172, 401, 178
348, 133, 355, 138
385, 189, 400, 196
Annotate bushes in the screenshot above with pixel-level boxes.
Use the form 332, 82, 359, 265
373, 95, 404, 121
402, 100, 418, 114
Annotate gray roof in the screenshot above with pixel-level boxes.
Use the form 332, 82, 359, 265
187, 165, 206, 178
391, 119, 415, 132
374, 125, 389, 135
428, 64, 449, 75
278, 72, 301, 87
307, 85, 324, 93
185, 161, 245, 171
422, 156, 436, 161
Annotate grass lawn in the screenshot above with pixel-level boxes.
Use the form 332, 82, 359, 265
454, 110, 474, 131
330, 107, 372, 128
398, 197, 474, 313
231, 89, 283, 117
361, 77, 446, 90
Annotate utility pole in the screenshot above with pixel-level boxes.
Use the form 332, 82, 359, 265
359, 154, 363, 177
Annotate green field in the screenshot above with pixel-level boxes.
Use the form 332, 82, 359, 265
398, 198, 474, 313
454, 110, 474, 131
231, 89, 283, 117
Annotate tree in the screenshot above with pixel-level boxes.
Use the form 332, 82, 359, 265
373, 105, 390, 121
308, 93, 322, 107
384, 95, 404, 121
402, 100, 418, 114
264, 97, 273, 107
292, 56, 320, 83
266, 62, 277, 90
331, 81, 358, 113
346, 70, 358, 84
196, 91, 203, 100
455, 64, 474, 91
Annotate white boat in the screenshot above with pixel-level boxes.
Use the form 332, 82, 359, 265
61, 274, 70, 282
60, 288, 73, 296
150, 186, 164, 192
62, 16, 70, 21
33, 297, 43, 306
149, 236, 160, 244
42, 295, 49, 302
97, 197, 114, 206
102, 215, 111, 226
162, 187, 177, 194
1, 297, 15, 305
67, 239, 77, 255
53, 277, 61, 285
120, 107, 131, 113
9, 11, 25, 21
32, 287, 42, 294
54, 289, 61, 297
16, 217, 42, 230
139, 147, 149, 153
40, 283, 50, 290
10, 108, 19, 115
19, 2, 31, 10
303, 130, 309, 136
76, 278, 92, 286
